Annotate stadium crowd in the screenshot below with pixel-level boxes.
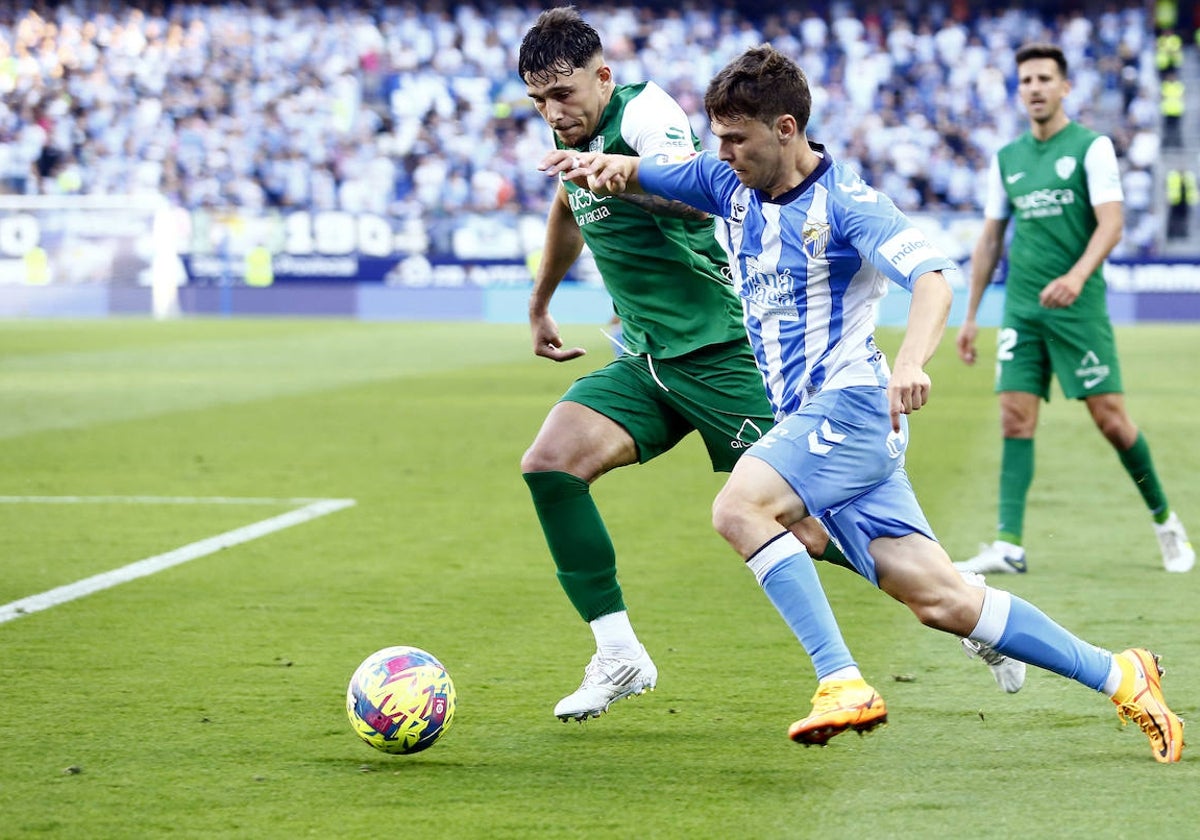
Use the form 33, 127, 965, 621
0, 1, 1169, 255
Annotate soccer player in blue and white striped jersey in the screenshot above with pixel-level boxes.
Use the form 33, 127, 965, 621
540, 45, 1182, 762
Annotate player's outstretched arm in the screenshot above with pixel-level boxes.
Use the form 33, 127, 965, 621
541, 151, 706, 220
617, 191, 708, 220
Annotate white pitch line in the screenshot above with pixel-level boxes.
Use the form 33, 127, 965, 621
0, 497, 356, 625
0, 495, 334, 505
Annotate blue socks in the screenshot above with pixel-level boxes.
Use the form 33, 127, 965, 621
747, 533, 857, 679
970, 587, 1111, 692
749, 533, 1114, 693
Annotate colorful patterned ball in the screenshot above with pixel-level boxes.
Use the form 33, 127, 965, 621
346, 646, 456, 754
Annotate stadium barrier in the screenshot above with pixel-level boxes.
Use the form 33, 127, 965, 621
6, 267, 1200, 326
0, 202, 1197, 325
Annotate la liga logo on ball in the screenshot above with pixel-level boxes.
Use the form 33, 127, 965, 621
346, 646, 456, 754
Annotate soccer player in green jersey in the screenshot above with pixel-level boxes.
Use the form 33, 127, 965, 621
955, 43, 1195, 575
518, 7, 1020, 723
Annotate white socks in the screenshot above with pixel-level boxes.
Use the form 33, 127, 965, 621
591, 610, 642, 659
967, 586, 1012, 646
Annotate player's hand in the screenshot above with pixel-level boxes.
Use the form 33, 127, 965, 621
1039, 274, 1084, 308
539, 150, 590, 189
887, 361, 932, 433
538, 151, 629, 194
956, 320, 979, 365
530, 311, 586, 362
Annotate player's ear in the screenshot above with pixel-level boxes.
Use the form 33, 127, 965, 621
776, 114, 797, 142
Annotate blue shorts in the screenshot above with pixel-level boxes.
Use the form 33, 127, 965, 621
744, 386, 936, 586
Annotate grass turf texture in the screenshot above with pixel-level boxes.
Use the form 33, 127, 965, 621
0, 318, 1196, 839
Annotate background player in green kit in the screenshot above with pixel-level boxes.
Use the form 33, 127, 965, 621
518, 7, 1022, 722
955, 43, 1195, 576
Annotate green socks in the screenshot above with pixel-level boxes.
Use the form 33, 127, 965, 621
815, 538, 854, 572
523, 471, 624, 621
996, 430, 1171, 545
1118, 432, 1169, 522
997, 437, 1034, 545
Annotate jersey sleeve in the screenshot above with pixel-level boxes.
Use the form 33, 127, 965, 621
1083, 135, 1123, 206
637, 150, 736, 217
983, 155, 1010, 220
619, 82, 698, 159
832, 170, 957, 292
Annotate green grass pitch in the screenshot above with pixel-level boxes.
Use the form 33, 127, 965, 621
0, 318, 1197, 838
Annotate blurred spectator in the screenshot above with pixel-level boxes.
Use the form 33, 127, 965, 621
0, 0, 1166, 256
1166, 168, 1197, 239
1155, 27, 1183, 72
1160, 68, 1184, 147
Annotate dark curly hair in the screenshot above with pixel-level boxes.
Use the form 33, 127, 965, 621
518, 6, 603, 87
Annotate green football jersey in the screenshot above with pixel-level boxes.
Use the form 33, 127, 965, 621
557, 82, 745, 358
994, 121, 1121, 318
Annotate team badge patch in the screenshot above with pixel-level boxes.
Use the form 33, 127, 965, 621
1055, 156, 1077, 180
802, 220, 831, 259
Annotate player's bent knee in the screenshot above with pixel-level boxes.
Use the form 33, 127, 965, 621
903, 589, 979, 636
710, 495, 736, 541
521, 432, 592, 473
711, 488, 755, 543
519, 445, 555, 474
1095, 415, 1136, 448
908, 600, 952, 631
519, 444, 550, 474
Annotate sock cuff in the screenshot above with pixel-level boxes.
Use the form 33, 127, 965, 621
522, 470, 589, 502
1104, 653, 1129, 698
968, 587, 1012, 647
590, 610, 641, 657
1117, 430, 1148, 460
746, 532, 806, 585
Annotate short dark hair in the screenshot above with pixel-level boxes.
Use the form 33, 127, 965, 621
704, 45, 812, 133
1014, 43, 1068, 78
518, 6, 602, 86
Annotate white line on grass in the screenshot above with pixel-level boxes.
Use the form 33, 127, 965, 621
0, 497, 356, 625
0, 495, 336, 505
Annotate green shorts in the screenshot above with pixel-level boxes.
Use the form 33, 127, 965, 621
561, 340, 773, 472
995, 309, 1124, 400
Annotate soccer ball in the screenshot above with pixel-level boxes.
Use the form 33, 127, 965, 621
346, 646, 456, 754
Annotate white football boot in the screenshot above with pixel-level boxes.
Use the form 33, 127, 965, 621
554, 646, 657, 721
960, 638, 1027, 693
1154, 512, 1195, 573
954, 540, 1027, 575
958, 570, 1026, 693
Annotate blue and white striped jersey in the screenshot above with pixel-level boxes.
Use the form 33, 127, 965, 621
638, 146, 956, 419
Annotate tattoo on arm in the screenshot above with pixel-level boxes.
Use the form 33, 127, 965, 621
615, 192, 708, 220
